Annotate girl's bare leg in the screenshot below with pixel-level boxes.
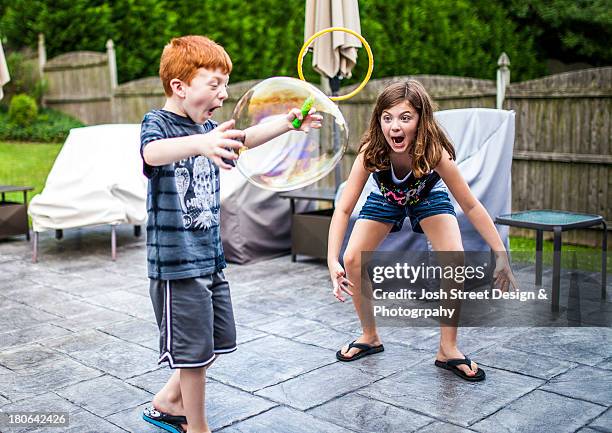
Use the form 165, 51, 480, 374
339, 219, 393, 358
420, 214, 479, 377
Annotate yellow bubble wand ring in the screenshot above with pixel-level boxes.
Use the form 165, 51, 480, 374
297, 26, 374, 102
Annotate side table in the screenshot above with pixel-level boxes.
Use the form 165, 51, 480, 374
495, 210, 607, 312
0, 185, 34, 240
280, 187, 336, 262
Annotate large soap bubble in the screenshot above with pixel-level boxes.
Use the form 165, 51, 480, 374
232, 77, 348, 191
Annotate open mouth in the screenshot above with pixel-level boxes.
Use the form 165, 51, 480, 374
391, 136, 405, 145
207, 105, 222, 116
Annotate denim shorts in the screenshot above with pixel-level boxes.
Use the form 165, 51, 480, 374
358, 189, 456, 233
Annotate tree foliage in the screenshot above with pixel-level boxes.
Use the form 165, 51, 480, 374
502, 0, 612, 66
0, 0, 606, 86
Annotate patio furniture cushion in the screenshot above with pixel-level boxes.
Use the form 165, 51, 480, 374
28, 124, 147, 232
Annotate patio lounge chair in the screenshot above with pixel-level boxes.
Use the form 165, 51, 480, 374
28, 123, 303, 263
28, 124, 147, 261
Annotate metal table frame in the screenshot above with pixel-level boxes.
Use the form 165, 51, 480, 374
496, 210, 607, 312
32, 224, 142, 263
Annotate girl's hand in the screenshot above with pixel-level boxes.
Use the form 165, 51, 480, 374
287, 107, 323, 132
329, 261, 354, 302
493, 253, 519, 292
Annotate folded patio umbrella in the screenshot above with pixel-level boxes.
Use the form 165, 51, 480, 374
0, 41, 10, 100
304, 0, 362, 188
304, 0, 362, 80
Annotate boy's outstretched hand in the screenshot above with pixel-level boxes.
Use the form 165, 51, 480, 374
493, 253, 519, 292
329, 261, 354, 302
286, 107, 323, 133
200, 119, 245, 169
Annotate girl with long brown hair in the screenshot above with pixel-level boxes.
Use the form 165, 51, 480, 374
327, 80, 517, 381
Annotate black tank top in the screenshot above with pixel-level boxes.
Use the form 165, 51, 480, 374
373, 169, 441, 206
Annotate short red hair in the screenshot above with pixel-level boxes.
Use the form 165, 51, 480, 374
159, 35, 232, 97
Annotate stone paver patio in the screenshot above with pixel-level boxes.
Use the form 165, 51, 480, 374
0, 226, 610, 433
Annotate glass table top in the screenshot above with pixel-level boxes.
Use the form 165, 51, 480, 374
497, 210, 602, 226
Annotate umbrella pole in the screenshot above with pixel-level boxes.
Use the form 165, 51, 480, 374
330, 76, 342, 190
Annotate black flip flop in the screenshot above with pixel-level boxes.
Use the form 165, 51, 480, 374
434, 356, 486, 382
142, 407, 186, 433
336, 340, 384, 362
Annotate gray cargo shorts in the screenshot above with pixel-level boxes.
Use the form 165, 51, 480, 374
149, 271, 237, 368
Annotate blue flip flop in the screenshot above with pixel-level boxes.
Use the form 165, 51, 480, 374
142, 407, 186, 433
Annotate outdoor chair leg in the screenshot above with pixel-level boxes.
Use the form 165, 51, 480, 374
32, 231, 38, 263
602, 220, 607, 300
134, 225, 141, 237
535, 229, 543, 286
111, 225, 117, 261
552, 226, 562, 312
55, 229, 63, 240
289, 198, 297, 262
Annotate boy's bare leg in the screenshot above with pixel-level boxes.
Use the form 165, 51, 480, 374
339, 219, 392, 358
180, 367, 210, 433
152, 358, 218, 432
420, 214, 479, 377
153, 370, 183, 415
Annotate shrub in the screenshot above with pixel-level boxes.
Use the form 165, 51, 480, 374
8, 94, 38, 127
0, 107, 84, 142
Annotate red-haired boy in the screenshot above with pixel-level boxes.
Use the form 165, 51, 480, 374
140, 35, 321, 433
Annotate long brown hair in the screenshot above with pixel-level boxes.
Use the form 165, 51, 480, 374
358, 80, 455, 177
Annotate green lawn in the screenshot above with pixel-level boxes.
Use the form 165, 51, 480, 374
509, 235, 609, 273
0, 141, 62, 202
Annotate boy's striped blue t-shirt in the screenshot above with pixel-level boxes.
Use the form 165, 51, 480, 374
140, 109, 226, 280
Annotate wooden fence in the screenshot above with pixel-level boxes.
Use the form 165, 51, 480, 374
504, 68, 611, 245
38, 37, 610, 246
43, 49, 114, 124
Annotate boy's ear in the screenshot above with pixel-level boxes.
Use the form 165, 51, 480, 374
169, 78, 186, 98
